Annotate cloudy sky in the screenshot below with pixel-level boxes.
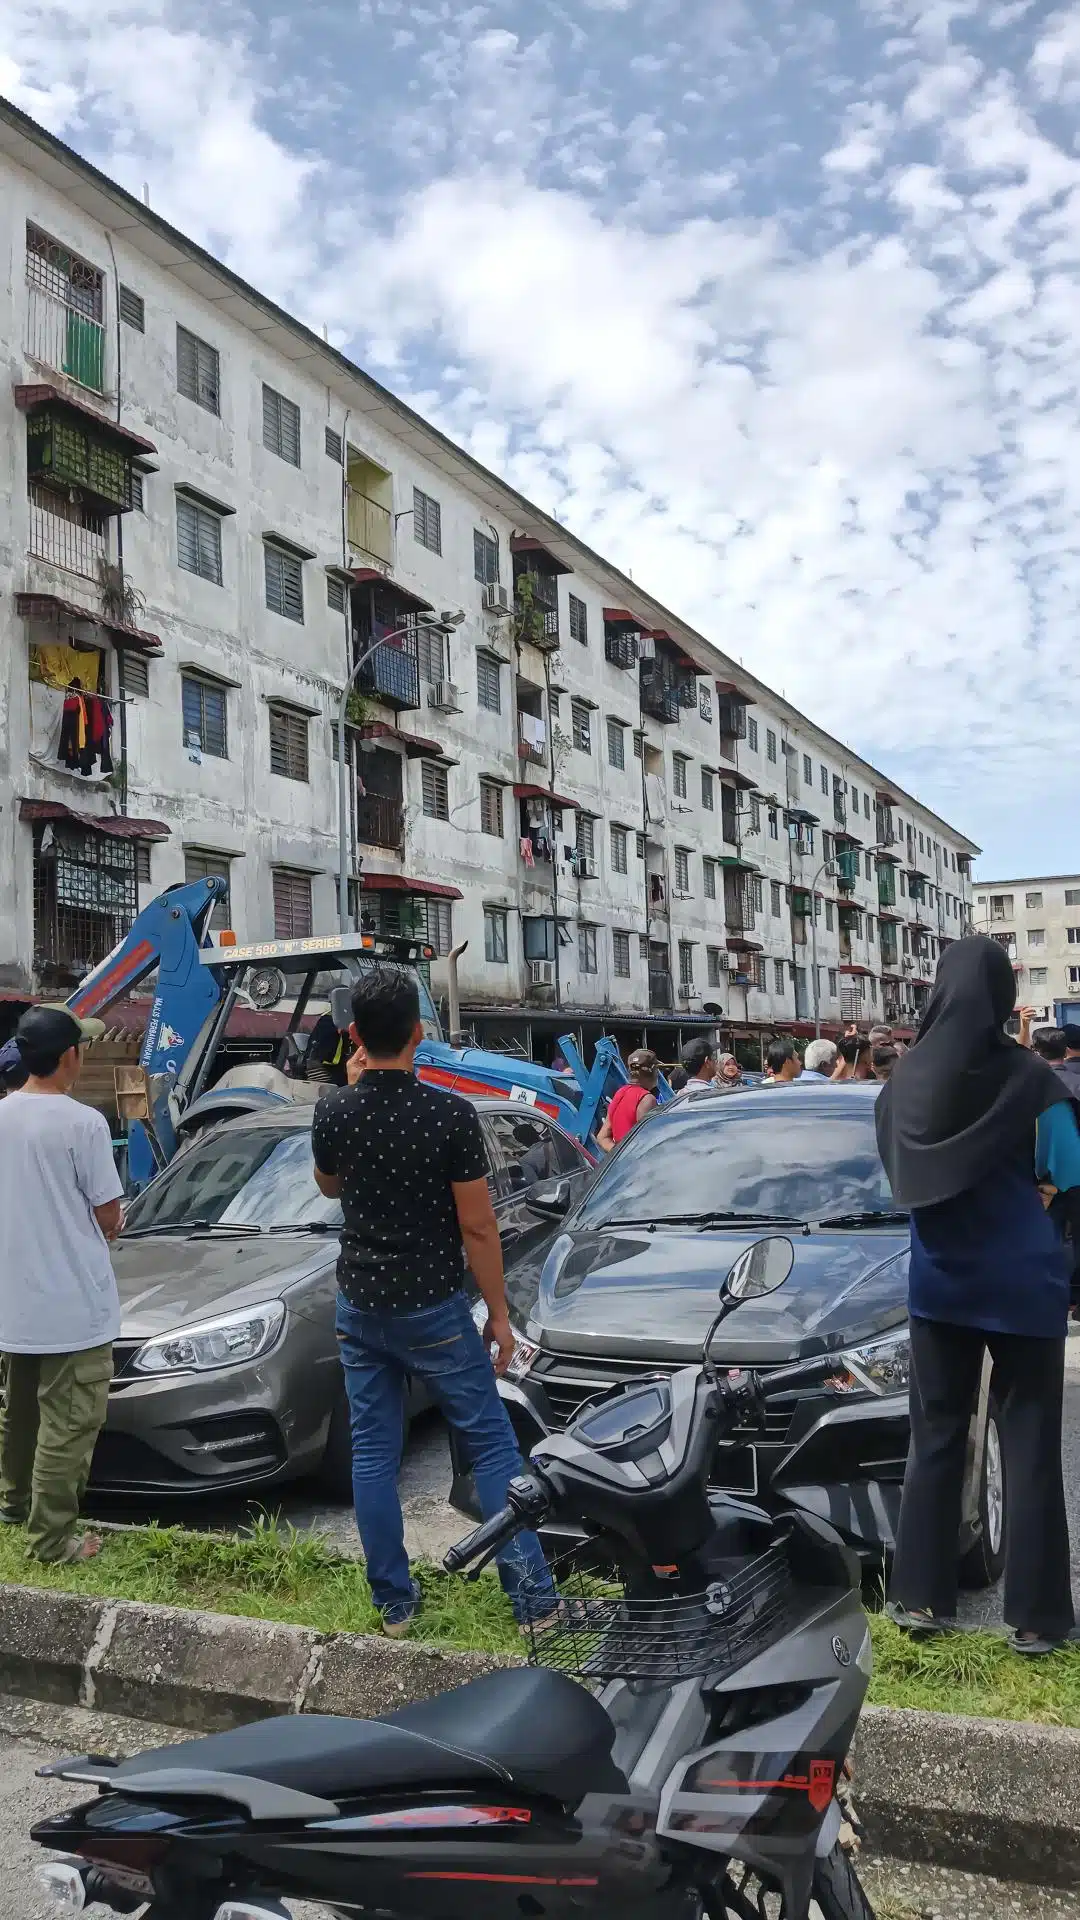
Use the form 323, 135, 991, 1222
4, 0, 1079, 877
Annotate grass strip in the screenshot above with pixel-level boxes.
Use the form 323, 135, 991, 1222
2, 1518, 1080, 1725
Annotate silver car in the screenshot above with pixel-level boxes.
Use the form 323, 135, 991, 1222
92, 1101, 593, 1500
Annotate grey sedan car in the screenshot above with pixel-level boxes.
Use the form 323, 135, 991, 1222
91, 1100, 593, 1499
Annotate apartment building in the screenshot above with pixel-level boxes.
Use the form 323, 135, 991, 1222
973, 878, 1080, 1016
0, 99, 978, 1056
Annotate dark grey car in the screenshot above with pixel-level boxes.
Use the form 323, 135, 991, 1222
91, 1100, 594, 1499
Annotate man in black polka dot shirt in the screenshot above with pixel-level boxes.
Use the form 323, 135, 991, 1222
312, 968, 556, 1637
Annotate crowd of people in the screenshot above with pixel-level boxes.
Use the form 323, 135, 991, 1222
1, 945, 1077, 1652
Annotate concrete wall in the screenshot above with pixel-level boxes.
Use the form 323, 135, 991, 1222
973, 877, 1080, 1010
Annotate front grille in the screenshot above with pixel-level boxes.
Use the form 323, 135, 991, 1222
531, 1354, 806, 1443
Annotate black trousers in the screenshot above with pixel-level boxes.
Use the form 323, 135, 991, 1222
890, 1317, 1074, 1638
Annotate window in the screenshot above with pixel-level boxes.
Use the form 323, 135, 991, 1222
262, 384, 301, 466
424, 898, 454, 957
851, 784, 859, 813
607, 718, 626, 768
636, 831, 646, 860
1067, 890, 1080, 908
674, 847, 691, 894
264, 543, 304, 623
421, 761, 449, 820
1028, 928, 1046, 948
864, 792, 871, 819
176, 325, 220, 414
413, 486, 442, 554
865, 851, 873, 880
1030, 966, 1048, 987
774, 959, 786, 993
768, 808, 779, 840
117, 655, 149, 703
568, 593, 588, 645
119, 284, 144, 331
672, 754, 688, 799
325, 425, 343, 463
272, 869, 312, 940
753, 876, 764, 913
828, 968, 838, 997
750, 795, 761, 833
633, 730, 644, 759
134, 842, 152, 888
707, 946, 723, 987
1069, 928, 1080, 945
770, 879, 782, 916
699, 684, 712, 723
867, 915, 875, 941
128, 471, 145, 512
611, 824, 628, 874
474, 528, 499, 583
268, 705, 309, 782
825, 899, 834, 931
918, 830, 924, 852
1023, 890, 1043, 910
766, 728, 777, 763
571, 699, 592, 752
181, 675, 227, 759
576, 813, 596, 862
820, 763, 829, 795
183, 850, 231, 929
1071, 968, 1080, 989
480, 779, 504, 837
476, 652, 502, 713
176, 495, 223, 585
803, 753, 813, 784
703, 858, 716, 901
327, 574, 346, 614
989, 893, 1013, 920
747, 717, 759, 752
678, 941, 694, 987
613, 930, 631, 978
484, 906, 508, 963
701, 767, 714, 811
579, 925, 598, 974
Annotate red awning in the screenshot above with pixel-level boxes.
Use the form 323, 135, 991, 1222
719, 768, 759, 792
509, 534, 573, 576
839, 964, 873, 977
512, 783, 578, 809
726, 936, 763, 952
19, 799, 170, 840
359, 873, 462, 901
715, 680, 754, 702
603, 607, 648, 629
360, 721, 444, 760
875, 788, 900, 806
16, 592, 163, 657
13, 384, 156, 455
348, 568, 434, 615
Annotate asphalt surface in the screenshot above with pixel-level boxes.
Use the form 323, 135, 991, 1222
84, 1337, 1080, 1629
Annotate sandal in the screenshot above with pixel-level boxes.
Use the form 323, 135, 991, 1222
1008, 1626, 1080, 1656
884, 1601, 953, 1637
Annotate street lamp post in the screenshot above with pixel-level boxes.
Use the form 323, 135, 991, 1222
336, 616, 460, 937
811, 844, 891, 1038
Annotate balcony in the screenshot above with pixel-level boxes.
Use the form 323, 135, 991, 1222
836, 845, 860, 892
357, 638, 420, 712
514, 569, 560, 652
29, 486, 107, 581
877, 863, 898, 909
355, 794, 404, 852
347, 488, 393, 568
26, 283, 106, 394
518, 714, 548, 766
605, 627, 639, 670
641, 678, 682, 725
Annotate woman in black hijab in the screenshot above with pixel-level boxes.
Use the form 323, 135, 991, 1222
877, 935, 1079, 1651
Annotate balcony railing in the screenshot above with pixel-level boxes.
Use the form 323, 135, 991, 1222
29, 487, 107, 580
26, 284, 106, 394
517, 715, 548, 766
347, 488, 393, 566
357, 639, 420, 711
355, 794, 404, 851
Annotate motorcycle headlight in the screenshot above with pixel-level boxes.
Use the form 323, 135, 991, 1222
832, 1327, 911, 1397
470, 1299, 538, 1380
131, 1301, 286, 1375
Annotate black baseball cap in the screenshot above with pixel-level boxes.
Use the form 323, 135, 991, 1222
14, 1005, 105, 1064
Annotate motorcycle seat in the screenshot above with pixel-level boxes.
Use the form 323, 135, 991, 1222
112, 1667, 627, 1807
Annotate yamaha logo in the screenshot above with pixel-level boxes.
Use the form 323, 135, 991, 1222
831, 1635, 851, 1666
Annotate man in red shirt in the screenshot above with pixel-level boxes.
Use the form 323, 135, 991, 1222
597, 1049, 660, 1151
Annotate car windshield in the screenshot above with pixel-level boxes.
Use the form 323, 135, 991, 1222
123, 1128, 342, 1232
577, 1107, 894, 1228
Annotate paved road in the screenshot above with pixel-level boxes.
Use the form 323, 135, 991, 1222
87, 1338, 1080, 1628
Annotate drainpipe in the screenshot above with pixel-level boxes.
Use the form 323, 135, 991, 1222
447, 941, 468, 1046
544, 649, 561, 1012
105, 232, 128, 816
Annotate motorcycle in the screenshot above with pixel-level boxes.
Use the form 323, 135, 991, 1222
31, 1237, 875, 1920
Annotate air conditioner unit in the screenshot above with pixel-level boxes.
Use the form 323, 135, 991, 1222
529, 960, 556, 987
717, 950, 732, 971
428, 680, 461, 713
575, 859, 597, 880
677, 984, 697, 1003
483, 584, 511, 615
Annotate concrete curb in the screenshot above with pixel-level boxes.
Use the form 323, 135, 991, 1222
1, 1583, 1076, 1886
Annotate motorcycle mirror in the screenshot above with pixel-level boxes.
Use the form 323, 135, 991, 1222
721, 1236, 795, 1303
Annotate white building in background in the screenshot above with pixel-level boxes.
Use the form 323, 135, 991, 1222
972, 878, 1080, 1017
0, 98, 978, 1056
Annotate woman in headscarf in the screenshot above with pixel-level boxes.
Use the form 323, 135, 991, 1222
877, 935, 1080, 1653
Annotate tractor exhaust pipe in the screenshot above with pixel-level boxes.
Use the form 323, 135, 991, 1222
447, 941, 468, 1047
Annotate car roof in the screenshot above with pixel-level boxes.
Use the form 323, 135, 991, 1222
197, 1093, 580, 1138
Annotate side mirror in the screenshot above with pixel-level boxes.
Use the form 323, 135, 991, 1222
329, 985, 353, 1032
721, 1236, 795, 1303
525, 1178, 572, 1220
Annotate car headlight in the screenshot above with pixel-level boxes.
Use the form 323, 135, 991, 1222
831, 1327, 911, 1397
131, 1302, 286, 1375
469, 1299, 538, 1380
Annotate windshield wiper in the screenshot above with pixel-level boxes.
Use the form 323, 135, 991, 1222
265, 1221, 341, 1234
592, 1212, 806, 1231
122, 1220, 263, 1238
812, 1210, 909, 1229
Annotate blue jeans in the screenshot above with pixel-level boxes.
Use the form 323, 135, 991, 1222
335, 1290, 556, 1623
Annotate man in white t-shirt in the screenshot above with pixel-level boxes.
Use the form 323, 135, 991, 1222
0, 1006, 122, 1562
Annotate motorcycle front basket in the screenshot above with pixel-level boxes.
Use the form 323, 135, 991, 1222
522, 1539, 793, 1684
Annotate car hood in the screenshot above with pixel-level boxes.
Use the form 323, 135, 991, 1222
531, 1226, 910, 1365
111, 1233, 336, 1339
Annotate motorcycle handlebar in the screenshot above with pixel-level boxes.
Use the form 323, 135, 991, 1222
443, 1504, 520, 1573
761, 1354, 843, 1397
